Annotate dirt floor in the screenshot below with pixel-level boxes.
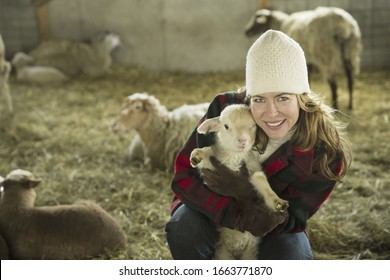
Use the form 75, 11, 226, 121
0, 65, 389, 259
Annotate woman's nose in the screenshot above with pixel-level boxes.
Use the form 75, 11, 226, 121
265, 102, 279, 117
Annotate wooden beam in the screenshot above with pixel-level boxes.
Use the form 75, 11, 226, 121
36, 3, 50, 41
257, 0, 272, 9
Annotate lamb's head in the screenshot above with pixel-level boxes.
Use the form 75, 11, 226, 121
245, 9, 289, 37
11, 52, 34, 70
245, 9, 273, 37
110, 92, 167, 133
197, 104, 257, 152
0, 169, 41, 190
0, 170, 41, 205
91, 31, 121, 52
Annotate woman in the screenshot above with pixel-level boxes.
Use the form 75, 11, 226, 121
165, 30, 351, 260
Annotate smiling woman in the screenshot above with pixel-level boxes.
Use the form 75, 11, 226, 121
249, 93, 299, 140
165, 30, 352, 260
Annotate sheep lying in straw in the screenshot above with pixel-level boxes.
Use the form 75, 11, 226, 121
190, 104, 288, 259
110, 92, 209, 172
11, 52, 68, 84
0, 33, 13, 112
0, 169, 127, 259
27, 31, 121, 78
245, 7, 362, 109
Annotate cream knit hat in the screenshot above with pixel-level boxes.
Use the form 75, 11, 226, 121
246, 30, 310, 96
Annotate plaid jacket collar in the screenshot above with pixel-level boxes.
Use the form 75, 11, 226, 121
262, 141, 315, 177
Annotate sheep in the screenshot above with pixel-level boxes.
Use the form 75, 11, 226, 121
27, 31, 121, 78
189, 104, 288, 259
244, 7, 362, 109
11, 52, 69, 84
0, 169, 127, 260
0, 33, 13, 112
110, 92, 210, 172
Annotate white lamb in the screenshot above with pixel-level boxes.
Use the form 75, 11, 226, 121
11, 52, 69, 84
0, 169, 127, 260
245, 7, 362, 109
0, 33, 13, 112
110, 92, 209, 172
190, 104, 288, 260
28, 31, 121, 78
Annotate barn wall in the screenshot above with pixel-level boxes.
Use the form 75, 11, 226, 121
0, 0, 389, 72
0, 0, 39, 58
43, 0, 258, 72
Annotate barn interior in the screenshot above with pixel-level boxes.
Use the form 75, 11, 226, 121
0, 0, 389, 260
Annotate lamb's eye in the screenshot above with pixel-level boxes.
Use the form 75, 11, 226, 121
224, 124, 229, 130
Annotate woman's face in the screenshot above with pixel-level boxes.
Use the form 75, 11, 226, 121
250, 92, 300, 140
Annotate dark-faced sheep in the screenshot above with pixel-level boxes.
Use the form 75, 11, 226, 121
110, 92, 209, 172
245, 7, 362, 109
0, 169, 127, 260
190, 104, 288, 259
27, 31, 121, 78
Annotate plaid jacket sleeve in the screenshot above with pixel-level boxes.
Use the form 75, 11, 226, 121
170, 92, 246, 227
263, 143, 343, 233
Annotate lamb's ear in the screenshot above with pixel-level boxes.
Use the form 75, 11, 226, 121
27, 179, 42, 189
197, 117, 221, 134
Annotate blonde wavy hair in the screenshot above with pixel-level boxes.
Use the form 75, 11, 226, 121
242, 91, 352, 181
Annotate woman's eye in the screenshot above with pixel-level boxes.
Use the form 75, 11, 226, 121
278, 95, 289, 102
224, 124, 229, 130
252, 98, 264, 104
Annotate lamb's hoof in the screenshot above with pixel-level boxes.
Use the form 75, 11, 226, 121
190, 151, 203, 167
275, 200, 289, 213
190, 156, 201, 167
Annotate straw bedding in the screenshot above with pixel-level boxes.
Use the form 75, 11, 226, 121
0, 65, 389, 259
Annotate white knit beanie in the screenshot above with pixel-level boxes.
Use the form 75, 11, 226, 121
246, 30, 310, 96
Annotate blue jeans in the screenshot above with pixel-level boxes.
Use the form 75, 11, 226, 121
165, 204, 314, 260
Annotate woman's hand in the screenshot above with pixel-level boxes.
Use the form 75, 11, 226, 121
201, 157, 288, 236
201, 157, 256, 199
232, 198, 288, 237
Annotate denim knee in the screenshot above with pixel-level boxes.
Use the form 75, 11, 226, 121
258, 231, 314, 260
165, 204, 218, 260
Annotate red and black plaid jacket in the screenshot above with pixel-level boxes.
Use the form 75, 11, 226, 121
170, 91, 342, 233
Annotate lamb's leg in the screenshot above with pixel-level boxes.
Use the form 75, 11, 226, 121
214, 229, 236, 260
214, 244, 235, 260
249, 171, 288, 213
328, 77, 338, 110
0, 62, 13, 113
239, 238, 261, 260
190, 147, 214, 170
127, 134, 147, 164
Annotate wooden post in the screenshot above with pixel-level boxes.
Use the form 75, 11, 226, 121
257, 0, 272, 9
33, 0, 51, 41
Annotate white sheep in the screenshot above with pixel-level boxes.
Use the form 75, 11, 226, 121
110, 92, 210, 172
0, 33, 13, 112
190, 104, 288, 260
28, 31, 121, 78
0, 169, 127, 260
11, 52, 69, 84
245, 7, 362, 109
